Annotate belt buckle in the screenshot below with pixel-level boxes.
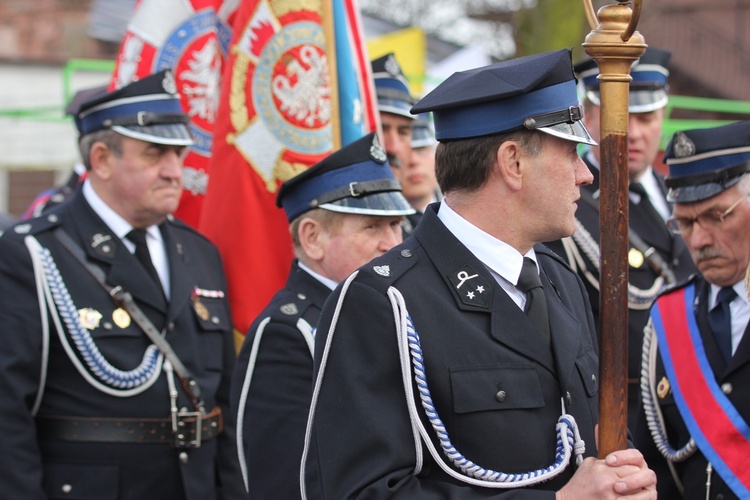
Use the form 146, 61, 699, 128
173, 410, 202, 449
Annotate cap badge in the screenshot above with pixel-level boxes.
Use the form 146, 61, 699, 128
78, 308, 103, 330
162, 71, 178, 95
370, 135, 387, 163
672, 132, 696, 158
373, 265, 391, 277
384, 54, 400, 77
112, 308, 131, 329
280, 303, 299, 316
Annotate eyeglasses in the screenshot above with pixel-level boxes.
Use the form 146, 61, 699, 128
667, 194, 748, 234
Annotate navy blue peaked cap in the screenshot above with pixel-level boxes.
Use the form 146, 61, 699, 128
69, 84, 109, 136
664, 121, 750, 203
576, 47, 671, 113
76, 70, 193, 146
411, 49, 596, 145
371, 53, 416, 120
277, 132, 415, 222
66, 84, 109, 117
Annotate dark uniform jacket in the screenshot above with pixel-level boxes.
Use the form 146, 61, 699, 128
545, 156, 696, 429
303, 204, 601, 499
636, 275, 750, 500
0, 191, 245, 499
230, 260, 330, 499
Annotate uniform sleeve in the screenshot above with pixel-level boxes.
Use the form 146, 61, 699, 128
0, 235, 47, 496
207, 251, 249, 499
232, 316, 314, 498
304, 280, 556, 500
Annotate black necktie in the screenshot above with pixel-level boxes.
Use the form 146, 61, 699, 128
629, 182, 668, 223
708, 286, 737, 363
517, 258, 550, 344
126, 228, 162, 289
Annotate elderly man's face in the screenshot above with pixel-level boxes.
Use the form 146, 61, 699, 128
92, 136, 185, 228
673, 183, 750, 287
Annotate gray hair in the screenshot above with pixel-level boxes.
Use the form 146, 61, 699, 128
78, 129, 123, 170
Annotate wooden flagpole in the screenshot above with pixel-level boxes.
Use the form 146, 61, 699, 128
581, 0, 647, 456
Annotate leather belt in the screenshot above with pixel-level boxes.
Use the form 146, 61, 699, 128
36, 406, 223, 447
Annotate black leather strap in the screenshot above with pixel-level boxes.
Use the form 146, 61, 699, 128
103, 112, 189, 128
36, 407, 223, 446
53, 228, 206, 412
310, 179, 402, 208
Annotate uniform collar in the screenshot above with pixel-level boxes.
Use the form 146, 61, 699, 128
437, 200, 537, 309
298, 261, 338, 291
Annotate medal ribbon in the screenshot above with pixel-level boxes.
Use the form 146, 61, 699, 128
650, 284, 750, 497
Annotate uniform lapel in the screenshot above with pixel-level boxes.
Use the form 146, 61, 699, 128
489, 285, 557, 374
415, 206, 556, 374
161, 223, 194, 324
540, 267, 581, 388
726, 319, 750, 377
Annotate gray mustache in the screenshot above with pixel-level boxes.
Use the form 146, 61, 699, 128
693, 247, 724, 262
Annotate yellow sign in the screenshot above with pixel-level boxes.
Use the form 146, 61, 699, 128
367, 27, 427, 95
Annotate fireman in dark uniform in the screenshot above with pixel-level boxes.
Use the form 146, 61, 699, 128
302, 49, 656, 499
0, 70, 245, 499
231, 132, 414, 498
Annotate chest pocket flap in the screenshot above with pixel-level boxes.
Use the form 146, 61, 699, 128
451, 365, 544, 414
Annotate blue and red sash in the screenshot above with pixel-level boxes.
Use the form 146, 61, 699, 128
651, 283, 750, 497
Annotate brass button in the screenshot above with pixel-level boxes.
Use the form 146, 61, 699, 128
495, 390, 507, 403
297, 293, 307, 300
179, 451, 189, 464
62, 484, 72, 494
721, 383, 733, 395
401, 249, 413, 258
591, 374, 597, 385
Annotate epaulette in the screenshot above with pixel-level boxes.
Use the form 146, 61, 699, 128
355, 239, 420, 294
268, 291, 316, 327
6, 211, 63, 239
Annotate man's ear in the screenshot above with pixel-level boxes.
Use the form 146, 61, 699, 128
89, 142, 114, 180
297, 217, 325, 261
496, 140, 524, 192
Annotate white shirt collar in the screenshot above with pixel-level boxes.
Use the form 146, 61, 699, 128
82, 180, 162, 248
298, 261, 337, 291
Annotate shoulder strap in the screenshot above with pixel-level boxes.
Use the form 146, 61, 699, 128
53, 227, 205, 412
579, 189, 676, 284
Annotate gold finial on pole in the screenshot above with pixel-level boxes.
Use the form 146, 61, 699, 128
581, 0, 647, 457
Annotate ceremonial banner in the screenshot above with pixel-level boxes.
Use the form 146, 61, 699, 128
200, 0, 377, 345
110, 0, 240, 227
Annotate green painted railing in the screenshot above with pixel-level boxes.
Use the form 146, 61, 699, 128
0, 58, 114, 123
661, 95, 750, 149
